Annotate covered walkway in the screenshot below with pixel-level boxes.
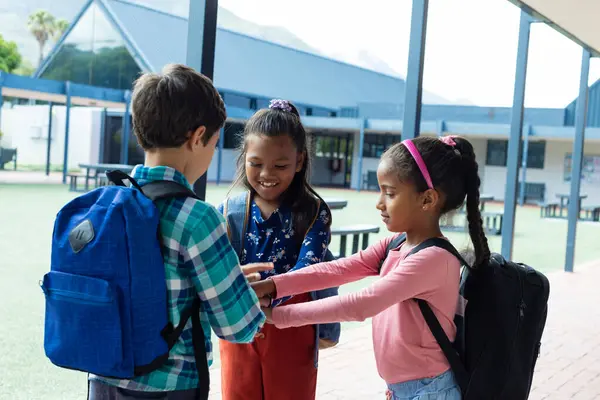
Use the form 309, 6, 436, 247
0, 72, 131, 183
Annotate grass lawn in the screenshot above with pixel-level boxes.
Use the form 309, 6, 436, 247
1, 182, 599, 399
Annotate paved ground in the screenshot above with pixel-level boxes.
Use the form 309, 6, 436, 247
207, 261, 600, 399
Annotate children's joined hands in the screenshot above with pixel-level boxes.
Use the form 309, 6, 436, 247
241, 262, 274, 283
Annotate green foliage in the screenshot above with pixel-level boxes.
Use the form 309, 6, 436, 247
0, 34, 22, 73
28, 9, 66, 66
42, 44, 141, 90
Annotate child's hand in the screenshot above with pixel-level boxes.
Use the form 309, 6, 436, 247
251, 279, 276, 300
261, 307, 273, 324
242, 263, 274, 283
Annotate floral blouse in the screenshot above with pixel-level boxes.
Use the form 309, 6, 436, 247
240, 199, 331, 307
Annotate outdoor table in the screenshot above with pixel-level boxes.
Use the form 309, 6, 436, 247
324, 198, 348, 210
556, 193, 588, 218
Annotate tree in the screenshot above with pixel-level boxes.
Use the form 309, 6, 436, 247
53, 19, 70, 42
0, 34, 22, 73
28, 10, 56, 67
13, 59, 35, 76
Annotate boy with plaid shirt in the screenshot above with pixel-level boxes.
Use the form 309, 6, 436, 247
89, 64, 268, 399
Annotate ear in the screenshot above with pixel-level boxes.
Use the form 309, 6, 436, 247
188, 126, 207, 150
421, 188, 440, 211
296, 151, 305, 173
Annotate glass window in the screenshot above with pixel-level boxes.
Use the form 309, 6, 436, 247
485, 139, 545, 169
486, 140, 508, 166
41, 3, 141, 90
362, 134, 400, 158
101, 114, 144, 165
527, 141, 546, 169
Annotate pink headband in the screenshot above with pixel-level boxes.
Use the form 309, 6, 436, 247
401, 139, 434, 190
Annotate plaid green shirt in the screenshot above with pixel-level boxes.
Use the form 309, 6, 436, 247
91, 165, 265, 391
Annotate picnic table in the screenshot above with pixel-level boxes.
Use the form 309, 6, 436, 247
71, 163, 135, 192
556, 193, 588, 218
324, 198, 348, 210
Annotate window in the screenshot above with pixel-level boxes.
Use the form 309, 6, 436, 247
485, 139, 546, 169
223, 122, 244, 149
362, 134, 400, 158
101, 114, 144, 165
485, 140, 508, 166
526, 141, 546, 169
41, 3, 141, 90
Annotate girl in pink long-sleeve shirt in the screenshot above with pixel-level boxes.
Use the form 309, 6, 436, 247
252, 136, 491, 399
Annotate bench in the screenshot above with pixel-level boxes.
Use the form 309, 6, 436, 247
67, 173, 88, 192
481, 211, 503, 235
68, 172, 110, 192
441, 210, 503, 236
581, 206, 600, 222
331, 224, 380, 258
0, 147, 17, 170
539, 202, 560, 218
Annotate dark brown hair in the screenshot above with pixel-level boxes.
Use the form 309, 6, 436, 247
232, 101, 332, 241
131, 63, 226, 150
382, 136, 490, 268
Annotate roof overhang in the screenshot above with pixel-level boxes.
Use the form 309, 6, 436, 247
508, 0, 600, 56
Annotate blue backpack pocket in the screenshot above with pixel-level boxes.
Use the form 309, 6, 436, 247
41, 271, 131, 378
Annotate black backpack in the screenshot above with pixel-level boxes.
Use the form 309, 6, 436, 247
383, 235, 550, 400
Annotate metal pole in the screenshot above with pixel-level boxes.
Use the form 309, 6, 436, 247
216, 125, 224, 185
501, 12, 531, 260
0, 74, 4, 133
565, 49, 591, 273
46, 102, 54, 176
402, 0, 429, 140
120, 90, 131, 165
518, 124, 530, 206
62, 82, 72, 184
436, 120, 445, 137
356, 119, 365, 192
188, 0, 219, 200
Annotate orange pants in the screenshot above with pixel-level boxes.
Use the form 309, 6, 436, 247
219, 293, 317, 400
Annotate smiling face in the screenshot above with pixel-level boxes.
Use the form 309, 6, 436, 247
244, 133, 304, 203
375, 158, 428, 233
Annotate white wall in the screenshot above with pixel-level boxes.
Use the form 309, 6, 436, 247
0, 105, 103, 169
480, 139, 600, 206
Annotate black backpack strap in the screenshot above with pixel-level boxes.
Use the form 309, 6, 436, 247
378, 233, 407, 272
141, 180, 200, 202
416, 299, 469, 394
406, 238, 469, 267
406, 238, 470, 395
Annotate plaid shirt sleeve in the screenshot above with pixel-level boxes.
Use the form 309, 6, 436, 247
184, 205, 265, 343
271, 201, 332, 307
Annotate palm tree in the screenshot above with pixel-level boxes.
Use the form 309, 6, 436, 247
52, 19, 70, 42
28, 10, 56, 67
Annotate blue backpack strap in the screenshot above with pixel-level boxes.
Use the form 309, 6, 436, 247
106, 170, 209, 395
223, 192, 250, 258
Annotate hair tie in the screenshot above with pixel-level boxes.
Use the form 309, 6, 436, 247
440, 135, 458, 147
269, 99, 293, 113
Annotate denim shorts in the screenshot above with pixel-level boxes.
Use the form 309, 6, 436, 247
386, 370, 462, 400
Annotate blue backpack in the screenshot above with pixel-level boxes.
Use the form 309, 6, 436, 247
223, 192, 341, 349
41, 171, 210, 395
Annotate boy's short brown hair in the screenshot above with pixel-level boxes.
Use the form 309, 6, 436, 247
131, 63, 226, 150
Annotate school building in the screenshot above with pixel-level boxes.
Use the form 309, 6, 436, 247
2, 0, 600, 207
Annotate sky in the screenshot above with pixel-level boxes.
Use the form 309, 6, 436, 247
218, 0, 600, 109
